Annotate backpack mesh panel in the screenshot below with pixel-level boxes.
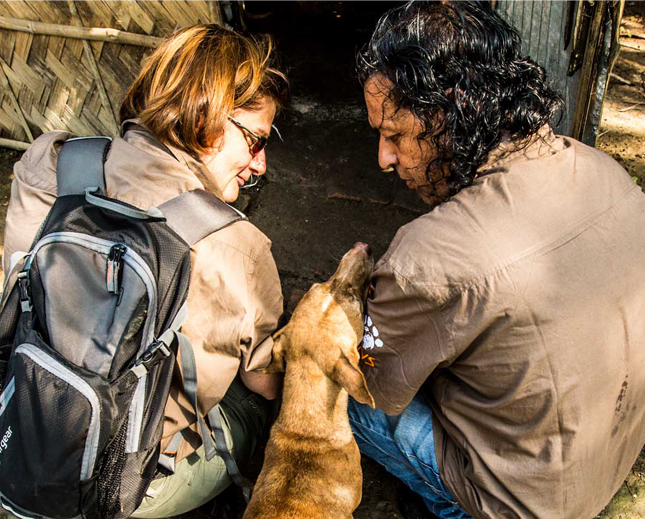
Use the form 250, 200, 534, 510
29, 259, 50, 344
0, 285, 20, 387
97, 417, 128, 518
117, 447, 160, 519
108, 295, 149, 382
5, 339, 95, 518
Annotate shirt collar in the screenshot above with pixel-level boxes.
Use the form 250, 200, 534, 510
119, 118, 223, 199
476, 125, 565, 176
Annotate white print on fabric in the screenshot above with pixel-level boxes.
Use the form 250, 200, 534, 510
0, 426, 12, 454
363, 315, 384, 350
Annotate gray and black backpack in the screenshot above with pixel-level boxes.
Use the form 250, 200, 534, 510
0, 137, 249, 519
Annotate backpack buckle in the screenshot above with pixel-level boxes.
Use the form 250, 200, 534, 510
137, 339, 172, 368
17, 271, 32, 313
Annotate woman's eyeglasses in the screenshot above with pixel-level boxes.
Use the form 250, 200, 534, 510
227, 115, 268, 156
227, 115, 284, 190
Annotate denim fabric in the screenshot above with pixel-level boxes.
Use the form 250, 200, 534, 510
348, 394, 473, 519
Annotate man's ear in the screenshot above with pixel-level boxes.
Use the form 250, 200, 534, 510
262, 328, 288, 374
331, 354, 375, 408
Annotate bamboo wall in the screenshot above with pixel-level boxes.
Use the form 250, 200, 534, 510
0, 1, 221, 149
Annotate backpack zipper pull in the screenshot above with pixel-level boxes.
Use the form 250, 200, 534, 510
17, 270, 33, 312
107, 244, 127, 295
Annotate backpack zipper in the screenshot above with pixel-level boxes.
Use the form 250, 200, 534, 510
106, 244, 127, 305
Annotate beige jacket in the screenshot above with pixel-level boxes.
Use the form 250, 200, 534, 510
3, 123, 283, 460
361, 130, 645, 518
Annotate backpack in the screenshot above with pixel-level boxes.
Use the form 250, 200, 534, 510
0, 137, 249, 519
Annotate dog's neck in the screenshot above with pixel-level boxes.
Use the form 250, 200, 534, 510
276, 358, 353, 443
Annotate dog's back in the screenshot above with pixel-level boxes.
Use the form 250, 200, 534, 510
245, 432, 362, 518
244, 243, 375, 519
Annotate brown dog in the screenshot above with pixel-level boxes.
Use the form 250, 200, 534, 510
243, 242, 376, 519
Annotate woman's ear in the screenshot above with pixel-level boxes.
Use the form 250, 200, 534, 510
262, 328, 288, 374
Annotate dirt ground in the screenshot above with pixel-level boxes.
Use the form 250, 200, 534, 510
592, 2, 645, 517
0, 2, 644, 519
598, 3, 645, 187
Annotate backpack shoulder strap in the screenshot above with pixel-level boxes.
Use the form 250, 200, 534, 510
57, 136, 112, 196
159, 190, 247, 247
57, 138, 243, 243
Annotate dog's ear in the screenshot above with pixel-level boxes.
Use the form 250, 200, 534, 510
262, 328, 288, 374
332, 354, 375, 408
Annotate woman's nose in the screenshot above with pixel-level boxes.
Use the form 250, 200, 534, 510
249, 149, 267, 176
378, 136, 397, 171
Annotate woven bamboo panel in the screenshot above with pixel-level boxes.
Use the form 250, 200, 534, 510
0, 1, 221, 144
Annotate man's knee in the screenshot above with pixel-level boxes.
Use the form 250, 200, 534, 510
348, 397, 393, 444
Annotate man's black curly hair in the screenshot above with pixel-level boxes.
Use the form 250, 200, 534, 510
358, 0, 564, 196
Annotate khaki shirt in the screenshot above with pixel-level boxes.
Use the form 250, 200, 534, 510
361, 130, 645, 519
3, 124, 283, 461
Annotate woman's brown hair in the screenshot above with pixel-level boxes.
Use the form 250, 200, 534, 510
120, 24, 288, 157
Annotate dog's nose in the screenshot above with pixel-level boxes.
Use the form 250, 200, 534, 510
353, 242, 372, 256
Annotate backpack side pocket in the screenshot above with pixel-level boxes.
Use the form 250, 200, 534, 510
0, 328, 138, 519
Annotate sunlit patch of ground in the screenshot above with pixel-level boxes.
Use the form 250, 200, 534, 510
597, 4, 645, 186
595, 6, 645, 517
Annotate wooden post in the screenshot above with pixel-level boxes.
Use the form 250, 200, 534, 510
571, 2, 609, 140
208, 1, 223, 25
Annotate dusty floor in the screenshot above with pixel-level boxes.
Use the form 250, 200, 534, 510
0, 2, 644, 519
592, 2, 645, 518
598, 2, 645, 187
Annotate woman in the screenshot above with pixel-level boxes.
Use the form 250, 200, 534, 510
3, 24, 288, 517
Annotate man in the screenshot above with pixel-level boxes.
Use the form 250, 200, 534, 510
348, 2, 645, 519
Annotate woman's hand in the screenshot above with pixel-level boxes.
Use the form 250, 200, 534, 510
239, 367, 283, 400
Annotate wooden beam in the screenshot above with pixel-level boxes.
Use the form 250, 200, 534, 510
571, 2, 607, 140
0, 137, 30, 150
0, 15, 163, 48
208, 1, 223, 25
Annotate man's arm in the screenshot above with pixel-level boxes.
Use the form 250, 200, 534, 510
360, 257, 456, 415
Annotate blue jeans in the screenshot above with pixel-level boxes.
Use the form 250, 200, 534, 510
348, 394, 473, 519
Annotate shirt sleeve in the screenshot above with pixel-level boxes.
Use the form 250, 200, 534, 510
164, 222, 282, 447
238, 238, 284, 373
3, 132, 69, 273
360, 258, 456, 415
179, 222, 283, 399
